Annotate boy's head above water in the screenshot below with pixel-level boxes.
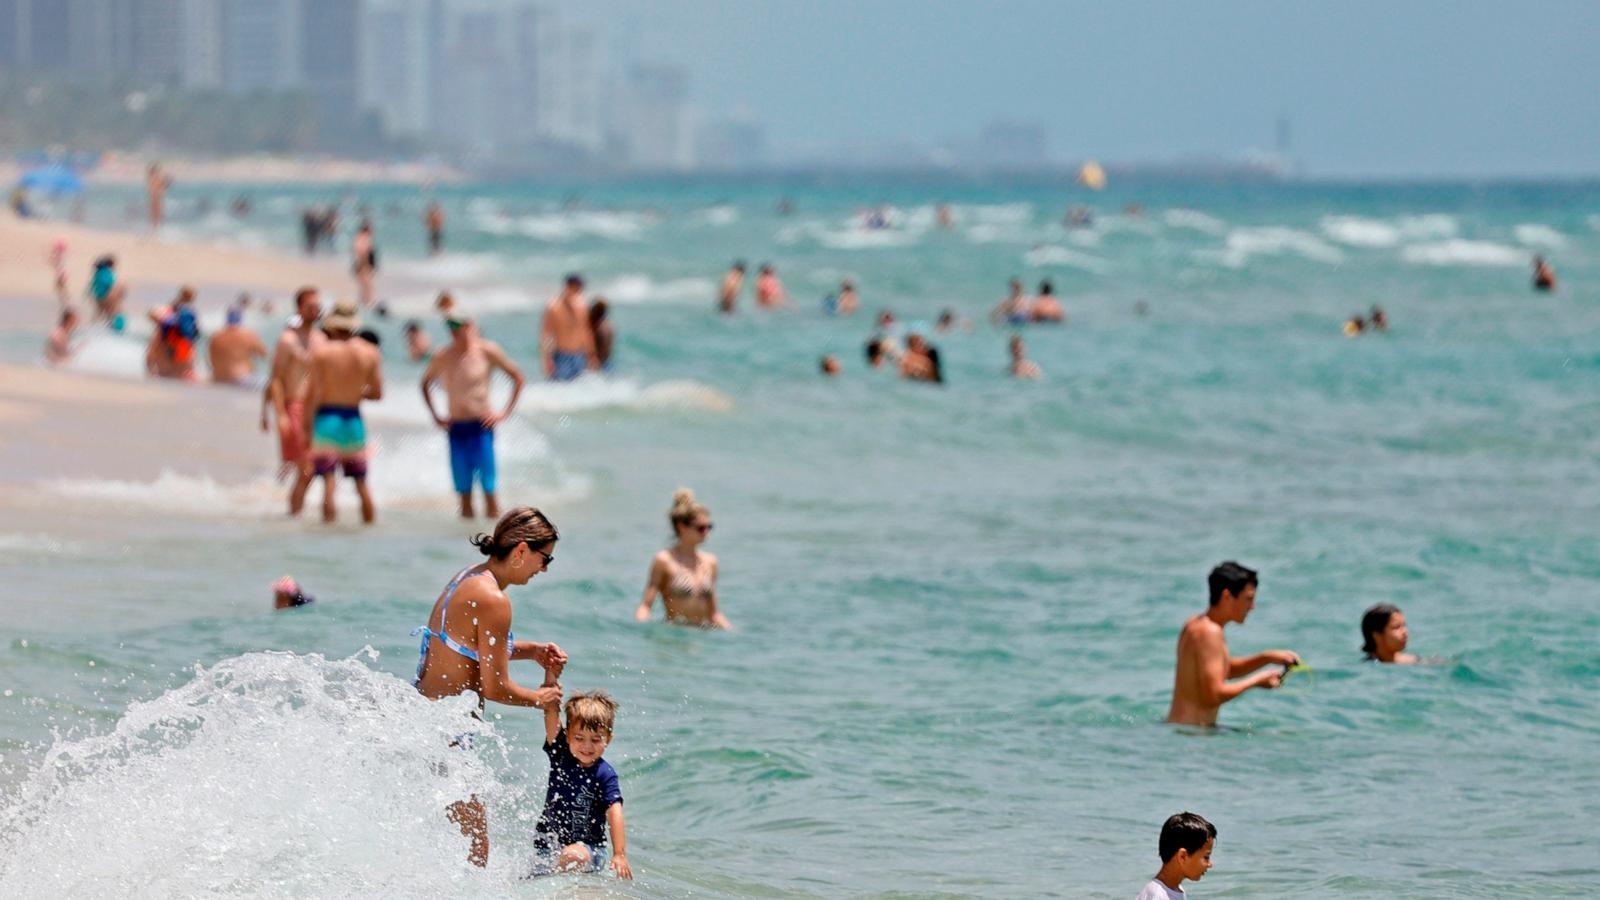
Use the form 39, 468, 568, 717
1159, 812, 1216, 881
565, 690, 618, 765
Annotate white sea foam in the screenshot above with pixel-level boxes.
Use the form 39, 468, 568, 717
1512, 224, 1567, 249
0, 651, 542, 896
41, 470, 288, 516
596, 274, 717, 305
515, 377, 733, 415
692, 205, 739, 226
1023, 245, 1110, 273
1400, 239, 1525, 267
63, 332, 156, 381
386, 253, 504, 284
1216, 227, 1344, 268
471, 209, 653, 242
1162, 209, 1227, 235
1321, 214, 1458, 248
815, 227, 921, 250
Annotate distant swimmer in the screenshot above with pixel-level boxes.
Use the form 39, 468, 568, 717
403, 320, 431, 362
636, 489, 731, 629
87, 255, 126, 330
719, 261, 746, 314
835, 280, 859, 316
900, 333, 943, 384
435, 290, 456, 318
541, 274, 598, 381
1031, 279, 1065, 323
991, 278, 1031, 326
1166, 561, 1301, 727
936, 308, 971, 333
208, 306, 269, 386
1342, 314, 1366, 337
304, 300, 383, 524
44, 307, 79, 366
1532, 255, 1557, 292
1369, 306, 1389, 332
820, 354, 842, 376
1361, 603, 1418, 664
271, 576, 315, 610
589, 298, 615, 372
412, 508, 569, 867
936, 204, 954, 229
421, 313, 526, 520
263, 288, 326, 512
352, 220, 378, 308
755, 263, 787, 309
1135, 813, 1215, 900
1008, 335, 1041, 379
425, 200, 446, 256
865, 338, 888, 369
530, 691, 633, 880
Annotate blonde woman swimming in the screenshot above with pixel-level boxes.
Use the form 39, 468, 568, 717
634, 489, 731, 629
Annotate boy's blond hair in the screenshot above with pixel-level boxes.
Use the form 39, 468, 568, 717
565, 690, 618, 738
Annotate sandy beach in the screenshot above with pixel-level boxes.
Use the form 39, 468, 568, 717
0, 154, 462, 190
0, 213, 361, 519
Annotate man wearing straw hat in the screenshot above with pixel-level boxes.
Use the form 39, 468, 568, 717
304, 300, 384, 524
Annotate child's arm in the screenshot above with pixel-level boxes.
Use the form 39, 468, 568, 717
542, 668, 561, 744
606, 802, 632, 880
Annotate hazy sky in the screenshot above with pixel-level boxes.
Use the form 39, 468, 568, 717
568, 0, 1600, 177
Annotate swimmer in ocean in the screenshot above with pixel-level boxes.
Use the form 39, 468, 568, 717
990, 278, 1031, 326
755, 263, 787, 309
635, 489, 731, 629
1031, 280, 1064, 323
719, 261, 746, 314
821, 354, 842, 376
1008, 335, 1041, 379
1361, 603, 1418, 664
835, 280, 859, 316
1166, 562, 1300, 727
413, 508, 569, 866
1532, 256, 1557, 292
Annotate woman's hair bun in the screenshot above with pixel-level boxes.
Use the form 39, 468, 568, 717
470, 533, 496, 556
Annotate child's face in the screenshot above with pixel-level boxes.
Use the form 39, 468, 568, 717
1179, 838, 1214, 881
566, 725, 610, 766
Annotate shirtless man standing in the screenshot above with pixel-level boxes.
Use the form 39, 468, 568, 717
304, 300, 384, 524
718, 261, 746, 314
425, 201, 446, 256
209, 307, 269, 386
262, 288, 326, 513
1166, 561, 1301, 727
540, 274, 597, 382
146, 163, 171, 233
421, 314, 526, 519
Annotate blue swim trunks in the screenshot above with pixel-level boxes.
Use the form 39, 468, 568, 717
551, 351, 588, 382
448, 420, 496, 495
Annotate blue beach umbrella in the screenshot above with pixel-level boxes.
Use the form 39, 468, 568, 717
19, 164, 84, 195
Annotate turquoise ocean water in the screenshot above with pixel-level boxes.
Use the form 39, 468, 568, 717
2, 177, 1598, 897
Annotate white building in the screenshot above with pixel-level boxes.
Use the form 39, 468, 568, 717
222, 0, 303, 93
616, 63, 692, 171
357, 0, 432, 139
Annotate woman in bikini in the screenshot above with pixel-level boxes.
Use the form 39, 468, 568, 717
413, 506, 568, 866
634, 488, 732, 629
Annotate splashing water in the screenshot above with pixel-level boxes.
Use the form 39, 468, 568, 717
0, 651, 575, 897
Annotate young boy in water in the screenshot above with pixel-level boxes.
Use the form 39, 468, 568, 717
1136, 812, 1215, 899
531, 689, 633, 879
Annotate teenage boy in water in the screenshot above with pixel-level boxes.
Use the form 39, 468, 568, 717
1166, 561, 1300, 726
531, 689, 633, 880
1135, 812, 1215, 899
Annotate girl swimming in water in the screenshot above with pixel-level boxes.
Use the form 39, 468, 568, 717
634, 489, 732, 629
1361, 603, 1418, 664
413, 506, 568, 866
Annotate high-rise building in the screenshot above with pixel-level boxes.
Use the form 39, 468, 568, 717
617, 63, 693, 171
1, 0, 71, 73
537, 20, 604, 153
66, 0, 136, 81
358, 0, 432, 139
222, 0, 303, 93
432, 0, 540, 158
129, 0, 187, 87
178, 0, 222, 89
302, 0, 360, 137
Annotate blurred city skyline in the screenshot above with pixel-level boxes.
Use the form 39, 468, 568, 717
1, 0, 1596, 178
